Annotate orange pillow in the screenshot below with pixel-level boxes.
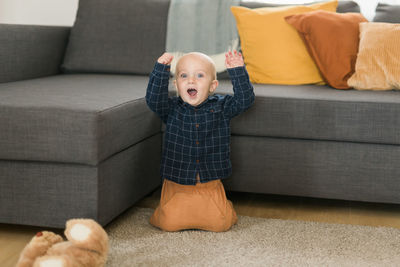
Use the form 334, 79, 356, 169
285, 11, 367, 89
231, 1, 338, 85
347, 22, 400, 90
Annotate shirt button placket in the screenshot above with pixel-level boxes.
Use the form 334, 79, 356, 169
194, 108, 200, 175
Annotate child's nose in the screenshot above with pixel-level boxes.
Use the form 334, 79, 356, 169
188, 76, 195, 83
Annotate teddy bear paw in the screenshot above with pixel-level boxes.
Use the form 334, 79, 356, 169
16, 231, 64, 267
69, 223, 91, 241
65, 219, 109, 259
35, 231, 63, 245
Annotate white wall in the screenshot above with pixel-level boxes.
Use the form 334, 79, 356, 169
0, 0, 78, 26
0, 0, 399, 26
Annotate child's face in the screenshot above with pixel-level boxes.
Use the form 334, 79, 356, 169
174, 53, 218, 107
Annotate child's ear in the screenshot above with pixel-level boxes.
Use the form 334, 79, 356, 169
209, 80, 219, 93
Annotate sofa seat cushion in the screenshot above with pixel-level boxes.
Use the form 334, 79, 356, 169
217, 80, 400, 145
0, 74, 161, 165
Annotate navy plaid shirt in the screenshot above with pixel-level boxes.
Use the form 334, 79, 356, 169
146, 62, 254, 185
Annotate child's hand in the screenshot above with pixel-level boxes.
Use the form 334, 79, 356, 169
157, 53, 174, 65
225, 50, 244, 69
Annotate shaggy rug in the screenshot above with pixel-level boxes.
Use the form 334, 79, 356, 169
105, 207, 400, 266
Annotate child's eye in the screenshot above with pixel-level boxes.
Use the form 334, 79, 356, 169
197, 73, 204, 78
180, 73, 187, 78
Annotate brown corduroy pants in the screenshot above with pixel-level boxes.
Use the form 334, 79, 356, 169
150, 178, 238, 232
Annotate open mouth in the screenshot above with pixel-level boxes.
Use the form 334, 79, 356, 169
187, 88, 198, 97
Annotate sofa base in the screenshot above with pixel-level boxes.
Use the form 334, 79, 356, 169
224, 135, 400, 204
0, 133, 161, 228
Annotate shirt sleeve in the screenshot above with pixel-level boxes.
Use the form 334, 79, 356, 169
146, 62, 173, 124
222, 66, 255, 119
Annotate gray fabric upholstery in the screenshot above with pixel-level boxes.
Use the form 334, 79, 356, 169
336, 0, 360, 13
61, 0, 170, 75
216, 81, 400, 146
224, 136, 400, 204
373, 3, 400, 23
0, 134, 161, 227
0, 24, 70, 83
0, 74, 161, 165
240, 1, 360, 13
97, 134, 161, 225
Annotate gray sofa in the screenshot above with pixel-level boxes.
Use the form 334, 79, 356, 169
1, 0, 399, 228
0, 24, 162, 227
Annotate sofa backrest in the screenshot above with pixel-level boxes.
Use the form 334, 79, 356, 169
61, 0, 170, 75
241, 0, 360, 13
0, 24, 70, 83
373, 3, 400, 23
59, 0, 362, 76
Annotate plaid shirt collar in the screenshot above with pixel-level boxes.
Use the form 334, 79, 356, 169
177, 95, 218, 110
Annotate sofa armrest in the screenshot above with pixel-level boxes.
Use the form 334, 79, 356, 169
0, 24, 70, 83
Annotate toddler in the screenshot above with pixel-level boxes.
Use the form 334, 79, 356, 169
146, 51, 254, 232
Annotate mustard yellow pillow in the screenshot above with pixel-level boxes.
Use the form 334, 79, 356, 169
231, 1, 338, 85
347, 22, 400, 90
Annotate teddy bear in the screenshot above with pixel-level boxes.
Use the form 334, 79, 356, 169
16, 218, 109, 267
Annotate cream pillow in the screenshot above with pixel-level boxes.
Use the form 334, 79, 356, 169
231, 1, 338, 85
347, 22, 400, 90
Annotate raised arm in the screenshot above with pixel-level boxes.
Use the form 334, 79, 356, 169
223, 51, 255, 118
146, 53, 174, 123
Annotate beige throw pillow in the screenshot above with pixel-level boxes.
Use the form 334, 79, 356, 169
347, 22, 400, 90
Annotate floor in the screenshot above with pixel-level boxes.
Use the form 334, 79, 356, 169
2, 188, 400, 266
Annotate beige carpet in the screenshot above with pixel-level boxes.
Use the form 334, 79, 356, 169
105, 207, 400, 266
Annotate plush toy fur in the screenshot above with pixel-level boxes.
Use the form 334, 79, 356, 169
16, 219, 108, 267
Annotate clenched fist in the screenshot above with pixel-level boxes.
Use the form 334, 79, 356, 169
157, 52, 174, 65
